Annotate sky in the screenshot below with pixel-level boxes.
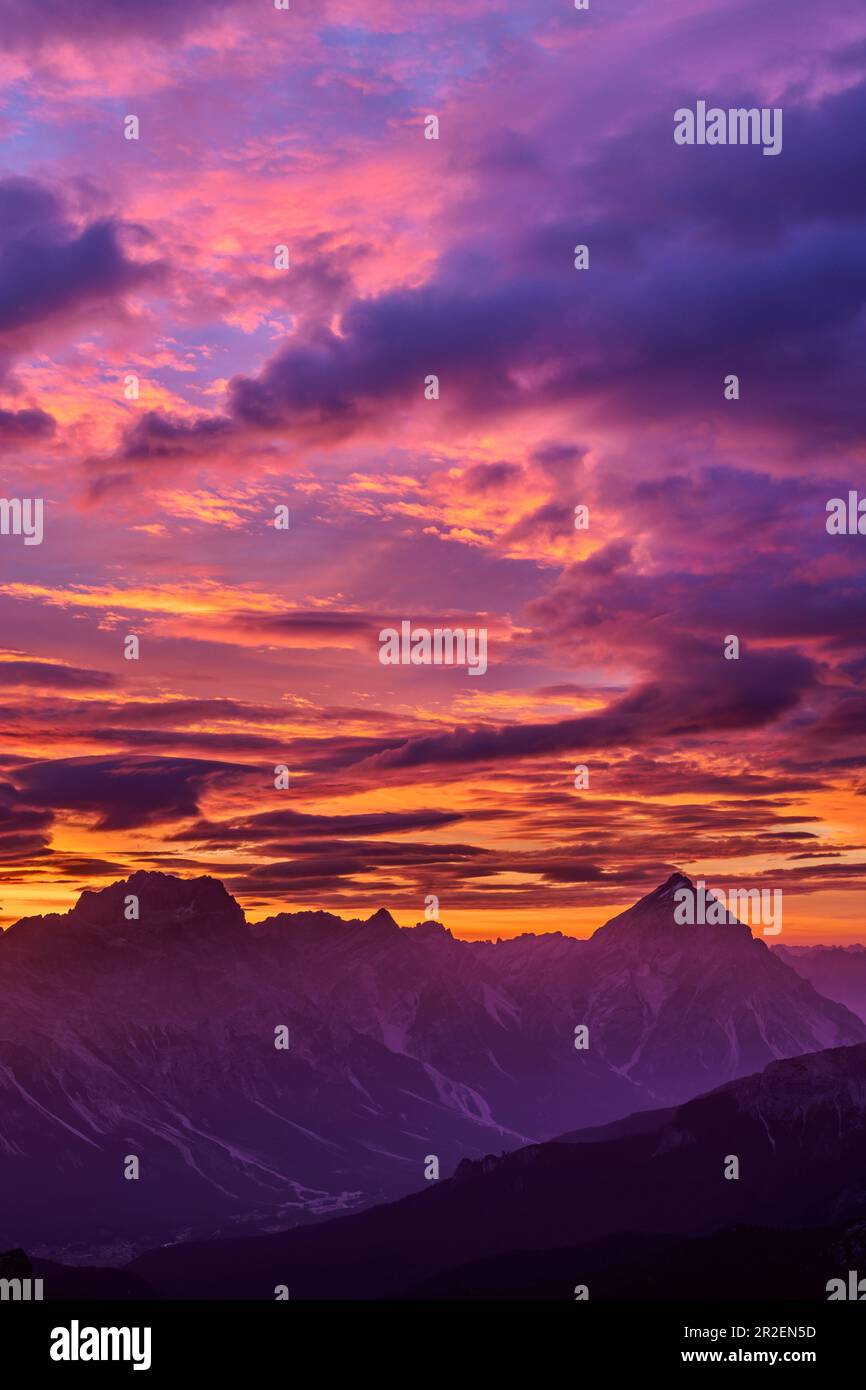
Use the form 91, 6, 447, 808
0, 0, 865, 941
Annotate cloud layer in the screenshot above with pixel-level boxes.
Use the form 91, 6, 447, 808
0, 0, 864, 939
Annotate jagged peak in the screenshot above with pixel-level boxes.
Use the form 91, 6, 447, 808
6, 870, 246, 940
589, 870, 755, 943
72, 871, 244, 922
653, 870, 694, 897
407, 918, 454, 940
365, 907, 399, 929
251, 905, 404, 938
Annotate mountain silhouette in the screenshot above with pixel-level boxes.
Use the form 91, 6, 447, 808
1, 870, 862, 1261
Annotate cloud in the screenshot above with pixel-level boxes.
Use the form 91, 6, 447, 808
0, 660, 117, 690
462, 461, 525, 495
2, 0, 866, 932
0, 407, 56, 442
12, 755, 240, 831
103, 411, 235, 465
233, 610, 378, 642
0, 0, 243, 51
356, 644, 817, 772
171, 807, 480, 845
0, 178, 164, 343
525, 533, 866, 651
0, 780, 54, 862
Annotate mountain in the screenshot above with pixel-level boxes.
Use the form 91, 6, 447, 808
127, 1041, 866, 1300
15, 1250, 158, 1301
776, 944, 866, 1024
564, 873, 865, 1099
396, 1221, 866, 1301
0, 869, 862, 1262
28, 1218, 866, 1302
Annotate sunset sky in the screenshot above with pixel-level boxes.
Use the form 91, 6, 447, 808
0, 0, 865, 941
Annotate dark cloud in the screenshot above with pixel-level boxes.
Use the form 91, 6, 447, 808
462, 461, 524, 494
171, 807, 479, 845
356, 644, 817, 772
234, 610, 377, 640
12, 755, 240, 831
502, 500, 577, 546
809, 697, 866, 747
0, 784, 54, 861
83, 728, 278, 754
48, 855, 132, 879
226, 278, 555, 437
209, 82, 866, 450
104, 410, 235, 465
529, 441, 588, 482
0, 178, 164, 342
525, 535, 866, 650
0, 407, 55, 442
91, 63, 866, 467
0, 661, 116, 690
0, 695, 418, 743
90, 698, 278, 727
574, 77, 866, 245
0, 0, 242, 50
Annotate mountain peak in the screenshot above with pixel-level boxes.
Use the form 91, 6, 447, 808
590, 870, 753, 944
407, 918, 454, 940
365, 907, 399, 929
72, 872, 246, 934
654, 871, 694, 896
6, 870, 247, 944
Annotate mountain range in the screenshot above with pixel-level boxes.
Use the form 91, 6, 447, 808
1, 868, 863, 1267
775, 944, 866, 1024
124, 1041, 866, 1300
